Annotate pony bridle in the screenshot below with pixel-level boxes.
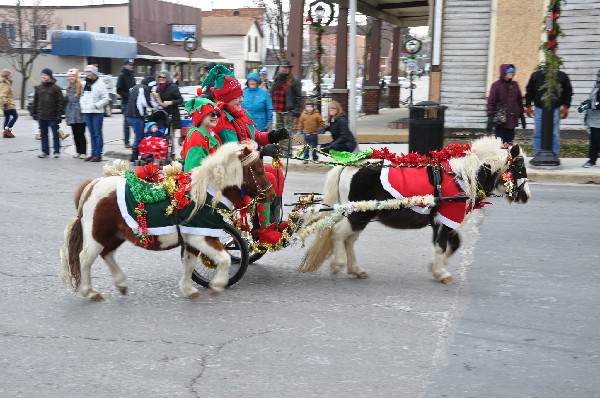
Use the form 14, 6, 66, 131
241, 150, 273, 199
504, 151, 528, 201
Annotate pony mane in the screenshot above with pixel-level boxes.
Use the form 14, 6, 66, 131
449, 136, 509, 202
188, 142, 243, 217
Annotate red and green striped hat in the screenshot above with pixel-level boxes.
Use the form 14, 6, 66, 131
184, 97, 221, 127
201, 65, 243, 103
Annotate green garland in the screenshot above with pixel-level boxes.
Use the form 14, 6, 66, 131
314, 25, 326, 93
538, 0, 566, 109
124, 171, 167, 203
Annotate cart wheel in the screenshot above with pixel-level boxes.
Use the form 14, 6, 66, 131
190, 223, 249, 288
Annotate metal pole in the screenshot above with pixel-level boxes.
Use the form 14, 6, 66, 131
317, 25, 323, 114
348, 0, 357, 142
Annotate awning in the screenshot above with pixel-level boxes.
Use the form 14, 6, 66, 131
51, 30, 137, 58
137, 42, 227, 63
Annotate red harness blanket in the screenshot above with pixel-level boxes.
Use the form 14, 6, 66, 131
380, 160, 471, 229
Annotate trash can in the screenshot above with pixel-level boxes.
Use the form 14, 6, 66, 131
408, 101, 447, 155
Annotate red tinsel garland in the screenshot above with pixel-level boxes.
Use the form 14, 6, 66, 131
367, 142, 471, 167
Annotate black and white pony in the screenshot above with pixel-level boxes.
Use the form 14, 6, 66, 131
298, 137, 530, 284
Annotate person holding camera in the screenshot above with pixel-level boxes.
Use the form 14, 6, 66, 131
486, 64, 525, 144
579, 69, 600, 168
32, 68, 65, 158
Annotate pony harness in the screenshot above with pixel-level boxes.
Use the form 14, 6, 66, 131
116, 178, 233, 237
380, 160, 471, 229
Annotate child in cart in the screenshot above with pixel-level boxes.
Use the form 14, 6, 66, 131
137, 121, 169, 163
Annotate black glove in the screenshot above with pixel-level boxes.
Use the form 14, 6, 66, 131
268, 127, 289, 143
259, 144, 281, 157
520, 114, 526, 129
486, 116, 493, 132
320, 145, 330, 154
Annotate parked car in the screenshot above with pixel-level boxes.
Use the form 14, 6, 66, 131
27, 73, 116, 117
179, 85, 202, 105
301, 79, 315, 96
321, 77, 335, 93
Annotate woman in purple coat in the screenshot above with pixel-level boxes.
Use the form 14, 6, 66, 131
486, 63, 526, 144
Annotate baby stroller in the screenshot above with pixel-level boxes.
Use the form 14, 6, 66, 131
136, 109, 173, 166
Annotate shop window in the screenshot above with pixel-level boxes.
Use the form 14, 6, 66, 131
99, 26, 114, 34
31, 24, 47, 41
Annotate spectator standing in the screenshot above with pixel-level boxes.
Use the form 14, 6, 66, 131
297, 100, 325, 163
0, 69, 18, 138
320, 100, 356, 154
152, 70, 183, 147
525, 67, 573, 156
486, 64, 525, 144
32, 68, 64, 158
270, 59, 302, 156
580, 69, 600, 168
116, 58, 136, 149
64, 68, 87, 158
125, 76, 156, 161
259, 68, 271, 91
242, 72, 273, 132
80, 65, 110, 162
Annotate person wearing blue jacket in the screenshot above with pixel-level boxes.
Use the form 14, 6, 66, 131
242, 72, 273, 132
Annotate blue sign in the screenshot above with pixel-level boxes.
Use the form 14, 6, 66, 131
172, 24, 196, 41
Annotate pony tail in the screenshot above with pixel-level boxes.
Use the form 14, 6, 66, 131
296, 166, 344, 273
297, 227, 335, 273
59, 217, 83, 290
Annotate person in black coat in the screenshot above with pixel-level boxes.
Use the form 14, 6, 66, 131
152, 70, 183, 130
320, 100, 357, 153
116, 58, 136, 148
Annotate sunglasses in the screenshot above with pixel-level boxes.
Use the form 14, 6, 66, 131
209, 112, 220, 117
158, 76, 167, 79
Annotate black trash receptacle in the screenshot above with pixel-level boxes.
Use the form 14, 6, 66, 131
408, 101, 447, 155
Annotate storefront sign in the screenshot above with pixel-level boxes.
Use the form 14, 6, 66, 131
172, 24, 196, 41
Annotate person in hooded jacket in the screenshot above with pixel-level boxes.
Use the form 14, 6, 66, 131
242, 72, 273, 132
486, 63, 525, 144
580, 69, 600, 168
0, 69, 18, 138
125, 76, 156, 161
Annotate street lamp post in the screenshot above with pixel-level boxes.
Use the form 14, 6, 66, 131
308, 0, 334, 114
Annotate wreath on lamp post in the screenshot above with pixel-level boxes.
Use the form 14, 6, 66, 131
307, 0, 335, 95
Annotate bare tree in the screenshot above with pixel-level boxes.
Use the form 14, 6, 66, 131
0, 0, 58, 108
254, 0, 288, 63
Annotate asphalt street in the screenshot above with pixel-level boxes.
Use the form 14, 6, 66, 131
0, 114, 599, 397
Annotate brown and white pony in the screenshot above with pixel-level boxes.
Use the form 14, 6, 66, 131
298, 137, 531, 284
60, 142, 275, 301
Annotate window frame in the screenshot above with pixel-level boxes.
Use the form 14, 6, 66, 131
66, 25, 81, 31
30, 23, 48, 41
99, 26, 115, 34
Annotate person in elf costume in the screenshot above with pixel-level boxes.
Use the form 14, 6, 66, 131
181, 97, 223, 173
201, 65, 290, 246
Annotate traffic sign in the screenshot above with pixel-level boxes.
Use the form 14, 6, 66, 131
407, 60, 418, 72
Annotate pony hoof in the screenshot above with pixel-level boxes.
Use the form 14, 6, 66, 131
208, 288, 220, 296
90, 293, 105, 302
356, 272, 370, 279
441, 276, 456, 285
117, 286, 128, 295
188, 292, 203, 300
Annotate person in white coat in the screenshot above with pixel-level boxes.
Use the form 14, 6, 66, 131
80, 65, 109, 162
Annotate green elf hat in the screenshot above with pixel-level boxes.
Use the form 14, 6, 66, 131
201, 65, 243, 103
184, 97, 221, 127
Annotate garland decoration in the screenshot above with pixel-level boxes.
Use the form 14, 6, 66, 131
539, 0, 566, 109
294, 195, 436, 243
134, 202, 154, 248
125, 171, 167, 204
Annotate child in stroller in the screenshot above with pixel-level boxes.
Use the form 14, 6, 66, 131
136, 110, 171, 165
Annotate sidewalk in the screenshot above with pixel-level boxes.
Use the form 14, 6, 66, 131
59, 109, 600, 184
